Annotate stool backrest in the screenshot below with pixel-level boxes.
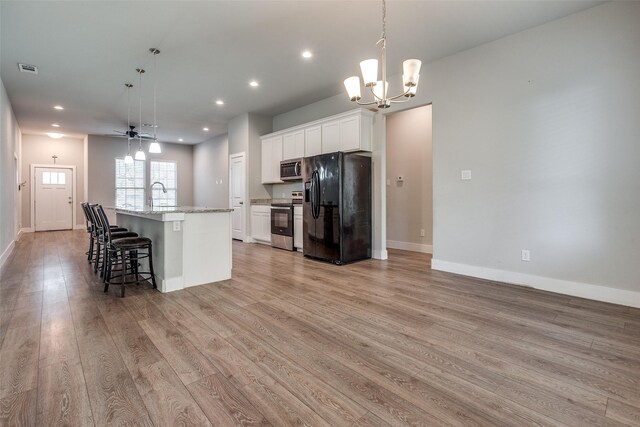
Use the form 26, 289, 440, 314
95, 205, 115, 243
80, 203, 93, 233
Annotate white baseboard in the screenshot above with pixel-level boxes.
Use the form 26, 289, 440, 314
73, 224, 86, 230
0, 240, 16, 269
158, 275, 184, 293
372, 249, 388, 260
20, 227, 34, 233
431, 259, 640, 309
387, 240, 433, 254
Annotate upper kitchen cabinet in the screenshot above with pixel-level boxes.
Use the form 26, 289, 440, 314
304, 125, 322, 157
261, 109, 374, 183
321, 111, 372, 153
282, 129, 305, 160
261, 135, 283, 184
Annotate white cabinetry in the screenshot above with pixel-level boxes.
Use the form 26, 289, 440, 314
304, 125, 322, 157
250, 205, 271, 243
261, 136, 283, 184
283, 130, 304, 160
261, 109, 373, 182
294, 206, 303, 251
322, 114, 368, 153
321, 120, 341, 154
340, 114, 361, 152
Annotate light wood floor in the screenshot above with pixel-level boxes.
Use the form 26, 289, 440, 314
1, 231, 639, 426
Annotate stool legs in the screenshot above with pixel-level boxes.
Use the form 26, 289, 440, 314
148, 244, 157, 289
104, 244, 156, 297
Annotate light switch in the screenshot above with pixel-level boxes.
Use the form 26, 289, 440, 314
386, 179, 391, 186
461, 170, 472, 180
173, 221, 181, 232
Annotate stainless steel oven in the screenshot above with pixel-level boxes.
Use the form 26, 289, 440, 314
271, 203, 294, 251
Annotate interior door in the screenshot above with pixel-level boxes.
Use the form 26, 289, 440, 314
229, 153, 246, 240
34, 167, 73, 231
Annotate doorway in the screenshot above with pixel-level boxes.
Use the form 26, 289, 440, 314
31, 165, 76, 231
385, 104, 433, 255
229, 152, 246, 241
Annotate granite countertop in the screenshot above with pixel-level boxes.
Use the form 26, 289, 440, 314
114, 206, 233, 214
251, 198, 294, 205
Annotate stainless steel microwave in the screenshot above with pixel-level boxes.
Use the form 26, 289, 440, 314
280, 158, 302, 181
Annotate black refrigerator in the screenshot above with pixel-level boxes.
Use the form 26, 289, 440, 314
303, 152, 371, 264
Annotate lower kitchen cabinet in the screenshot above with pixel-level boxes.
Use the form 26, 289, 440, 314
250, 205, 271, 243
294, 206, 303, 250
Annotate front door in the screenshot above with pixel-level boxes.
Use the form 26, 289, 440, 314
229, 153, 246, 241
34, 167, 73, 231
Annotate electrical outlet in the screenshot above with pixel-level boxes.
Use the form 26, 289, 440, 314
521, 249, 530, 262
461, 170, 472, 180
173, 221, 181, 232
420, 229, 425, 237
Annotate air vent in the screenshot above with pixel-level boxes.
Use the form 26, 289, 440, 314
18, 63, 38, 74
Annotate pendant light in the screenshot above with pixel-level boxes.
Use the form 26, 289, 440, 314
343, 0, 421, 108
148, 48, 161, 154
123, 83, 134, 164
134, 68, 146, 161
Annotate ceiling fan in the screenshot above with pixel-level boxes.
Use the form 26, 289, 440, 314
106, 125, 154, 140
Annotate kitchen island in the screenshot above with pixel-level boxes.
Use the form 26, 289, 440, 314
115, 206, 233, 292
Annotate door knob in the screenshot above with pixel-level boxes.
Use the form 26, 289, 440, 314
239, 201, 244, 205
68, 201, 73, 204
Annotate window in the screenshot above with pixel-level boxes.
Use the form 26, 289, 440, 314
150, 161, 177, 207
115, 159, 145, 208
42, 171, 65, 185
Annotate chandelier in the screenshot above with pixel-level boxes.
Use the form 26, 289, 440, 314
344, 0, 421, 108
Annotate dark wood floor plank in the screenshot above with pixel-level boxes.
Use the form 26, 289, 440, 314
0, 389, 37, 427
138, 315, 218, 385
606, 398, 640, 425
187, 373, 270, 426
0, 326, 40, 400
237, 374, 331, 427
149, 294, 267, 388
133, 359, 212, 426
36, 361, 93, 426
70, 300, 153, 426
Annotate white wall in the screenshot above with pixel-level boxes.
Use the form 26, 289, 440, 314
194, 133, 229, 207
0, 78, 20, 266
274, 2, 640, 306
386, 105, 433, 252
20, 134, 86, 229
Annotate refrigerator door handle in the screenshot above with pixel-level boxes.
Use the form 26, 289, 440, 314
313, 171, 321, 219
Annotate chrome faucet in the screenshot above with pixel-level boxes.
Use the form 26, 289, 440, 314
149, 181, 167, 210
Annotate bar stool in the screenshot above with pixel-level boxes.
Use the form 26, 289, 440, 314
95, 206, 157, 297
89, 205, 138, 276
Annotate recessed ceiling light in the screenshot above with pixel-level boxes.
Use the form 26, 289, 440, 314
53, 105, 64, 110
249, 80, 259, 88
302, 50, 313, 59
203, 127, 209, 132
51, 123, 60, 128
47, 132, 63, 139
215, 99, 224, 105
178, 138, 184, 142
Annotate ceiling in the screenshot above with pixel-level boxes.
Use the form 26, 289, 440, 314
1, 1, 602, 144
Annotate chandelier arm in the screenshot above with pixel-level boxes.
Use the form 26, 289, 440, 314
388, 87, 413, 101
390, 98, 411, 104
369, 86, 384, 102
354, 99, 379, 106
